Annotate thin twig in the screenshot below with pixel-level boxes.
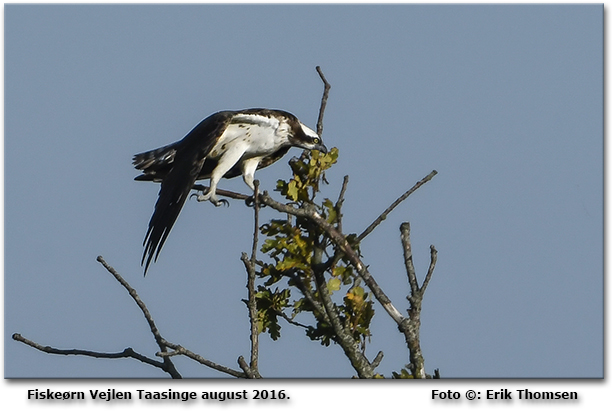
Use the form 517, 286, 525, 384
95, 256, 181, 378
358, 170, 438, 242
316, 66, 331, 137
399, 223, 419, 296
97, 256, 162, 346
275, 309, 310, 329
371, 351, 384, 369
420, 245, 438, 294
336, 175, 349, 233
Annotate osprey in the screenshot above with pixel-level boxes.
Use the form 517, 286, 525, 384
134, 108, 327, 274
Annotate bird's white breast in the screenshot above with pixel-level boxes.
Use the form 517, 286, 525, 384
208, 115, 291, 159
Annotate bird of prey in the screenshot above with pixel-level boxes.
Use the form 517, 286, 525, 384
133, 108, 327, 274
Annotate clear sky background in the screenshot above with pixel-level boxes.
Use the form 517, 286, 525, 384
4, 4, 602, 379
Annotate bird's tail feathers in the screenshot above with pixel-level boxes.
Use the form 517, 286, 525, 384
133, 143, 179, 181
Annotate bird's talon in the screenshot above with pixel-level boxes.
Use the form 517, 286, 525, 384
244, 195, 265, 208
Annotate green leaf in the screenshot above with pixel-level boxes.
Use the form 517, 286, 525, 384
286, 180, 299, 201
322, 198, 337, 224
327, 278, 341, 292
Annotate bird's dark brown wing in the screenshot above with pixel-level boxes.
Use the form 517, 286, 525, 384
141, 111, 233, 274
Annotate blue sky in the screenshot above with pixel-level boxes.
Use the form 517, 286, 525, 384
4, 4, 602, 379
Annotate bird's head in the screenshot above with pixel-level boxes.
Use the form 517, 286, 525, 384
293, 122, 328, 153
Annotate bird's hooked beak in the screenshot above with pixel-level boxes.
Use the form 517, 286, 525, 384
313, 141, 328, 154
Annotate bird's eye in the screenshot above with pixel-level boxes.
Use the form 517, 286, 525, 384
313, 138, 320, 144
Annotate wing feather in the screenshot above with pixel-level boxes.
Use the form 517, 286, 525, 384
141, 111, 233, 274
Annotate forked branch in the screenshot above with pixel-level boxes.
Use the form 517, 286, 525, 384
13, 256, 247, 378
399, 222, 438, 378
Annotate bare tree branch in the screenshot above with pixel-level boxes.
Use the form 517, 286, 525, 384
237, 356, 257, 378
399, 223, 438, 299
157, 341, 245, 378
12, 257, 183, 378
96, 257, 164, 348
250, 180, 261, 263
15, 256, 251, 378
275, 308, 310, 329
358, 170, 438, 242
399, 223, 437, 379
97, 256, 251, 378
335, 175, 349, 233
400, 222, 420, 297
315, 66, 331, 137
12, 333, 171, 374
96, 256, 182, 378
421, 245, 438, 294
371, 351, 384, 369
240, 180, 262, 378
